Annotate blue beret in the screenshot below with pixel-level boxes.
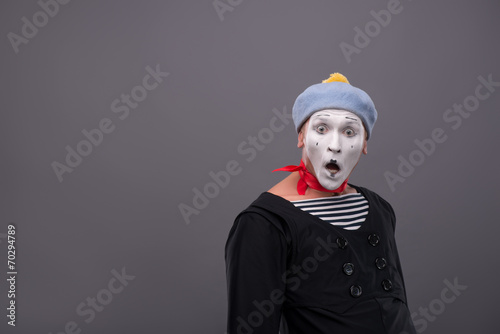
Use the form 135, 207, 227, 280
292, 80, 378, 139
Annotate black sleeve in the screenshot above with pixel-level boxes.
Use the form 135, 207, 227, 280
386, 199, 411, 303
225, 210, 289, 334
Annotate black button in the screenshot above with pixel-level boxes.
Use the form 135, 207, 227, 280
343, 262, 355, 276
350, 285, 362, 298
382, 279, 392, 291
368, 234, 380, 246
375, 257, 387, 270
337, 237, 348, 249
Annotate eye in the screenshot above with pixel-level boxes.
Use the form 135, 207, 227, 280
315, 125, 328, 134
344, 128, 356, 136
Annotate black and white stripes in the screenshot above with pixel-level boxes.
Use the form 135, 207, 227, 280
291, 193, 369, 230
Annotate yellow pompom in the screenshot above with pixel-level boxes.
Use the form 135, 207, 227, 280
322, 73, 350, 84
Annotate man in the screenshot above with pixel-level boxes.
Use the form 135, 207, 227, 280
225, 73, 416, 334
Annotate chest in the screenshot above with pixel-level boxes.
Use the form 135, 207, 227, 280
281, 204, 406, 312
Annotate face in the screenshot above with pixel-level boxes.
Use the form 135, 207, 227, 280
299, 109, 367, 190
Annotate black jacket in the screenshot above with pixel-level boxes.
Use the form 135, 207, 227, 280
225, 184, 416, 334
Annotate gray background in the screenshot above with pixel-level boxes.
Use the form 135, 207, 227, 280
1, 0, 499, 333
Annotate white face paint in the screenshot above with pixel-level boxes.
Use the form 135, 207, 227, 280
302, 109, 366, 190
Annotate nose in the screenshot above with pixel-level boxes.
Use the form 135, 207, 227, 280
327, 131, 341, 153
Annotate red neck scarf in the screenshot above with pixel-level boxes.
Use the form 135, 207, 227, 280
273, 160, 348, 195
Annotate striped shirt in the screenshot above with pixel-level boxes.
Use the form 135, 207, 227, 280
291, 193, 369, 230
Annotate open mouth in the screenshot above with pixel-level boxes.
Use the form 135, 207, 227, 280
325, 160, 340, 174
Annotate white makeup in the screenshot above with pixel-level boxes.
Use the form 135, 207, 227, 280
302, 109, 366, 191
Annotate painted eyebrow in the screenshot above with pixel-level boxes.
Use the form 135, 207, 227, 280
312, 117, 331, 123
312, 116, 361, 125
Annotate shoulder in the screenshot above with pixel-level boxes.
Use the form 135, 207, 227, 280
228, 192, 293, 243
233, 192, 287, 229
352, 184, 397, 230
351, 184, 395, 215
352, 184, 391, 204
226, 196, 291, 257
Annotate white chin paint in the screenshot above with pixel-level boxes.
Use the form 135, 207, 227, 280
303, 109, 365, 190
